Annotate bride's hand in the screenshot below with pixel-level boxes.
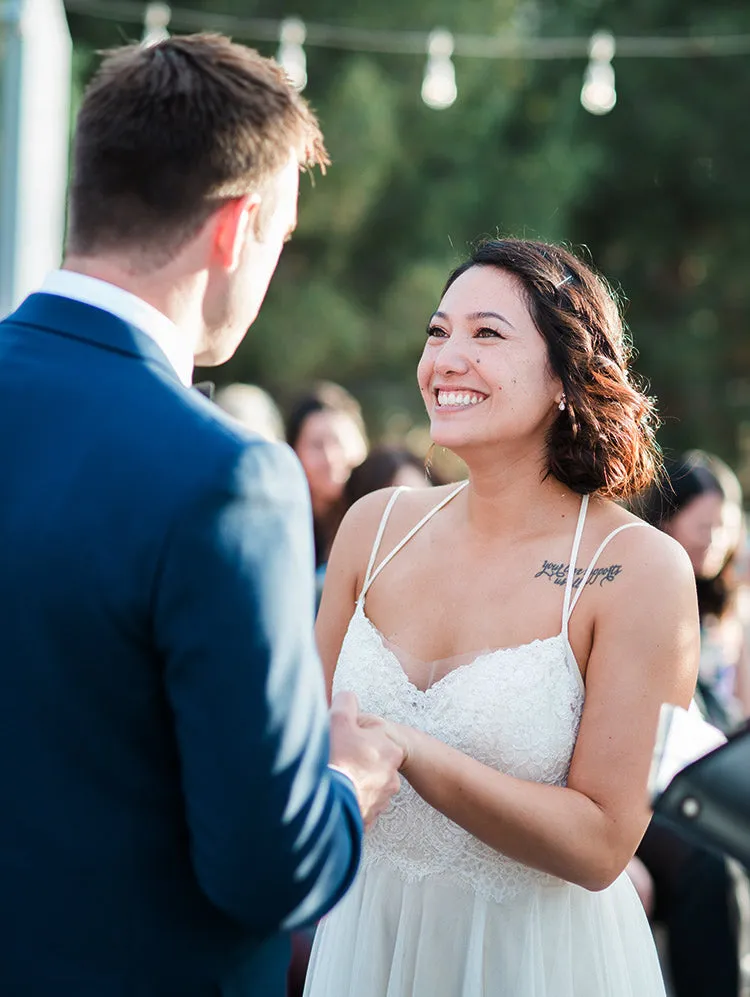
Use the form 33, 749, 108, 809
358, 713, 412, 772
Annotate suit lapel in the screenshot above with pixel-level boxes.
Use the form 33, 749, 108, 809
7, 292, 183, 387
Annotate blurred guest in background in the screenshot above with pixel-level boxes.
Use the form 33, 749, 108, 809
287, 381, 368, 584
215, 382, 285, 442
344, 445, 434, 509
635, 450, 749, 997
639, 449, 749, 729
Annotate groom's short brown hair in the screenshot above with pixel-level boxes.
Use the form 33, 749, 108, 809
67, 33, 327, 264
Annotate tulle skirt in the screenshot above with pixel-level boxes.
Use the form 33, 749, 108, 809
303, 860, 665, 997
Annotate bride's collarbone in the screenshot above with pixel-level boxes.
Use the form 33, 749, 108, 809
362, 542, 606, 662
373, 546, 559, 605
363, 579, 570, 661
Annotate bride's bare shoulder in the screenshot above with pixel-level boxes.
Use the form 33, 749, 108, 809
586, 494, 695, 587
334, 482, 464, 564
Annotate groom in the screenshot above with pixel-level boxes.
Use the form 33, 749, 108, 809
0, 34, 402, 996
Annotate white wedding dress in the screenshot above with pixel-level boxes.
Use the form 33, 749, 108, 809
304, 483, 666, 997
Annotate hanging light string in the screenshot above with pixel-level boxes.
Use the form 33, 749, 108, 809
63, 0, 750, 59
67, 0, 750, 115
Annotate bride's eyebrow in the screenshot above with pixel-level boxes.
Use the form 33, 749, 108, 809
430, 310, 516, 331
466, 310, 516, 330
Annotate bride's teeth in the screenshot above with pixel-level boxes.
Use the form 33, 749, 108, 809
436, 390, 484, 406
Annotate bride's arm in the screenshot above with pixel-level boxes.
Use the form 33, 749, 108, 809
382, 528, 700, 892
316, 489, 400, 702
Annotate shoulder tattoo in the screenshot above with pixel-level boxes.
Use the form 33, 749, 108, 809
534, 560, 622, 589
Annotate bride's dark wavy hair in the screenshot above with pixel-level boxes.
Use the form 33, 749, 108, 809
442, 239, 661, 499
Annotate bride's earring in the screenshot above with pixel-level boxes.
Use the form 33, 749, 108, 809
558, 393, 566, 412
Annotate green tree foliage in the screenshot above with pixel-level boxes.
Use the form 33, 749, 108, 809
66, 0, 750, 476
566, 2, 750, 471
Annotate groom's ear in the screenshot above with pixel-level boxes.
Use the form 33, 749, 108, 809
212, 194, 262, 272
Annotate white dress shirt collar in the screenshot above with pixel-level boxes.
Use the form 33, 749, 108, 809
40, 270, 194, 387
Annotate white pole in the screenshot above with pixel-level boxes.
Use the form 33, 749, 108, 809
0, 0, 72, 317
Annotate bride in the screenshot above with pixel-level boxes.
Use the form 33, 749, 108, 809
304, 238, 699, 997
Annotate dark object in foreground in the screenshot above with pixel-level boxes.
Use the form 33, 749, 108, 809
654, 725, 750, 871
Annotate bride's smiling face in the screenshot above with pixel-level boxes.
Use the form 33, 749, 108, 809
417, 265, 563, 455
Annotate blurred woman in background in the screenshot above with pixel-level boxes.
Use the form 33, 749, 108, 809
639, 450, 749, 729
636, 450, 749, 997
286, 381, 369, 584
343, 445, 435, 509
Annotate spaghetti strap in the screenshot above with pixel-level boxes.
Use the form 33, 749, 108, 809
561, 495, 589, 639
359, 481, 469, 604
360, 487, 407, 598
567, 521, 650, 621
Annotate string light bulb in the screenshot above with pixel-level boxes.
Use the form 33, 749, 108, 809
278, 18, 307, 91
142, 2, 171, 46
421, 29, 457, 110
580, 30, 616, 115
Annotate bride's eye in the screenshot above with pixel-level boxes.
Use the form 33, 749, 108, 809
475, 327, 505, 339
426, 325, 448, 339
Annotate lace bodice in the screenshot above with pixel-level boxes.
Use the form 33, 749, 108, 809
334, 605, 583, 902
332, 483, 646, 905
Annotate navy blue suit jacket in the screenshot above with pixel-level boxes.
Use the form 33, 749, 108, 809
0, 293, 362, 996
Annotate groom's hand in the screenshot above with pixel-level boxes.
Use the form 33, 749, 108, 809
358, 713, 412, 773
329, 691, 403, 827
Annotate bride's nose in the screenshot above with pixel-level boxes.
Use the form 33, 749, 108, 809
433, 336, 472, 376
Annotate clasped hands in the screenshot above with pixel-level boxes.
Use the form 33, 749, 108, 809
329, 691, 413, 828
